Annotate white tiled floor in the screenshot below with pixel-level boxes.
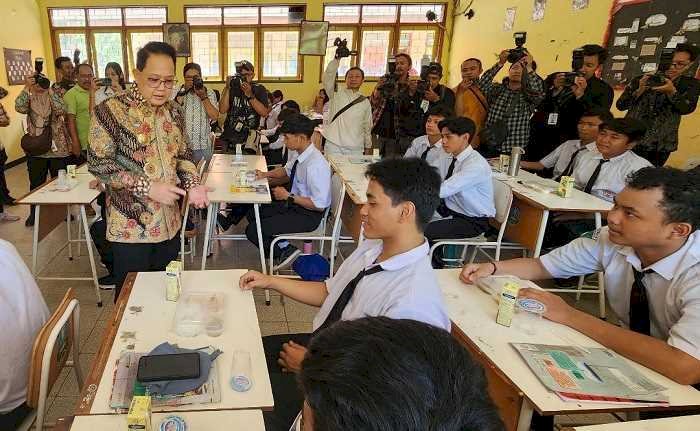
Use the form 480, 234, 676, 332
0, 161, 620, 428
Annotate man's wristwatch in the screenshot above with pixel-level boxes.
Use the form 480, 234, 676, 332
287, 193, 295, 205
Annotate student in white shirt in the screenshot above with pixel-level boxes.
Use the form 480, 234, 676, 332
263, 89, 284, 131
0, 240, 50, 429
426, 117, 495, 267
321, 57, 373, 156
521, 110, 612, 178
238, 157, 450, 431
403, 104, 451, 170
261, 107, 297, 166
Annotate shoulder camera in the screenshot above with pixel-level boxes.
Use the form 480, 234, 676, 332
33, 58, 50, 90
648, 48, 675, 87
507, 32, 528, 63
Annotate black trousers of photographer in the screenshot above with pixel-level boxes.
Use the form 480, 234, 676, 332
377, 135, 413, 158
26, 155, 68, 220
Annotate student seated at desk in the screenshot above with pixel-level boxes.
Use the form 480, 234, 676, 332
403, 105, 452, 170
294, 317, 503, 431
238, 157, 451, 431
262, 107, 299, 166
219, 113, 331, 269
461, 167, 700, 388
426, 117, 495, 268
521, 110, 612, 179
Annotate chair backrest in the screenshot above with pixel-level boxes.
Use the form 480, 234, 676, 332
27, 288, 79, 408
492, 178, 514, 238
329, 173, 347, 239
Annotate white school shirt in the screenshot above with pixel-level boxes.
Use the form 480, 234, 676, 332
539, 139, 587, 178
265, 100, 283, 130
284, 144, 331, 209
94, 86, 123, 105
438, 146, 496, 218
0, 240, 50, 413
321, 59, 373, 156
570, 143, 652, 202
404, 135, 447, 171
541, 227, 700, 361
313, 238, 451, 332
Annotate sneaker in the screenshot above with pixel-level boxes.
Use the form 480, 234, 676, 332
25, 215, 34, 227
273, 245, 301, 271
98, 275, 116, 290
0, 213, 20, 222
217, 213, 232, 232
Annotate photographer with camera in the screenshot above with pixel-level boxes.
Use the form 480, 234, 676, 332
173, 63, 219, 163
529, 44, 613, 161
51, 56, 75, 97
616, 43, 700, 167
321, 38, 373, 156
453, 58, 487, 148
419, 62, 455, 117
370, 53, 425, 157
219, 60, 270, 153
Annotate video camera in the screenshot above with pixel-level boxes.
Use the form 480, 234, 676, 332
563, 48, 585, 87
507, 32, 528, 63
33, 58, 50, 90
334, 37, 356, 59
379, 56, 399, 97
229, 61, 247, 97
648, 48, 675, 87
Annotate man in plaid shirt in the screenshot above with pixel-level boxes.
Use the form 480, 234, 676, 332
478, 50, 545, 155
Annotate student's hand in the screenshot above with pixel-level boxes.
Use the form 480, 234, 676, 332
255, 169, 268, 180
424, 86, 440, 102
239, 270, 272, 290
194, 85, 208, 100
188, 185, 212, 209
519, 288, 574, 325
278, 341, 307, 373
459, 263, 494, 284
652, 77, 677, 96
498, 50, 510, 66
572, 76, 587, 99
148, 181, 186, 205
272, 186, 290, 201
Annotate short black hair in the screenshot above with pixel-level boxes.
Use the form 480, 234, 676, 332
581, 44, 608, 64
345, 66, 365, 79
675, 43, 699, 62
77, 63, 93, 73
425, 104, 453, 120
272, 89, 283, 100
599, 118, 647, 143
394, 52, 412, 66
626, 167, 700, 230
278, 113, 315, 138
55, 56, 71, 69
580, 109, 613, 124
301, 317, 504, 431
462, 57, 483, 70
183, 62, 202, 76
238, 60, 254, 72
281, 99, 300, 112
277, 107, 297, 123
136, 41, 176, 71
365, 158, 440, 231
438, 117, 477, 143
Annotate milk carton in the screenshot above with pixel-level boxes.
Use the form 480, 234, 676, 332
165, 260, 182, 302
496, 282, 520, 327
557, 175, 575, 198
127, 395, 152, 431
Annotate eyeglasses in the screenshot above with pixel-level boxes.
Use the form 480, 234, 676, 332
669, 62, 690, 69
146, 76, 177, 89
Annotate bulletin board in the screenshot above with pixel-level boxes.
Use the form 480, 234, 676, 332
601, 0, 700, 89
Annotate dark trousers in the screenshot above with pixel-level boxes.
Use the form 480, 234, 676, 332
263, 148, 285, 166
425, 215, 490, 268
632, 147, 671, 167
378, 135, 413, 158
90, 218, 113, 275
244, 201, 323, 256
112, 234, 180, 302
0, 148, 11, 200
0, 402, 32, 430
27, 155, 68, 218
262, 333, 311, 431
543, 217, 598, 250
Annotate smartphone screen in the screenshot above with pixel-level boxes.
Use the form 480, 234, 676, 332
137, 352, 200, 382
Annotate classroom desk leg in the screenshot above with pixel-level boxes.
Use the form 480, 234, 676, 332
532, 209, 550, 258
66, 205, 73, 261
80, 205, 102, 307
516, 400, 534, 431
253, 203, 267, 275
201, 203, 214, 270
32, 205, 41, 275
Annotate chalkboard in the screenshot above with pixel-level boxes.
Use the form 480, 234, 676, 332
601, 0, 700, 88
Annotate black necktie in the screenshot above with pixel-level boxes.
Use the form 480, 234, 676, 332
288, 159, 299, 188
629, 268, 653, 336
445, 157, 457, 180
313, 265, 384, 337
420, 145, 433, 161
437, 158, 458, 217
555, 147, 585, 181
583, 159, 609, 194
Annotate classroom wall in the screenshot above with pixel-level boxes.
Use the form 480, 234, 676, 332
446, 0, 700, 169
0, 0, 48, 163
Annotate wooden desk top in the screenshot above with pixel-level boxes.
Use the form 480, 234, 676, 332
571, 414, 700, 430
68, 410, 265, 430
205, 155, 271, 204
438, 269, 700, 415
209, 154, 267, 174
326, 155, 372, 205
18, 170, 99, 205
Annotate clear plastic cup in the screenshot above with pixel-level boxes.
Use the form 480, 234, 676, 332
235, 144, 243, 160
57, 169, 67, 188
230, 350, 253, 392
205, 316, 224, 337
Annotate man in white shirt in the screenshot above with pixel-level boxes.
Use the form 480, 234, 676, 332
460, 167, 700, 388
321, 57, 373, 156
426, 117, 495, 267
521, 110, 611, 179
403, 104, 451, 170
0, 240, 50, 429
239, 157, 450, 431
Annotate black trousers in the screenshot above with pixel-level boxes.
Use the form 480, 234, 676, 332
0, 402, 32, 430
263, 148, 285, 166
262, 333, 311, 431
632, 147, 671, 167
0, 148, 11, 199
244, 201, 323, 256
112, 234, 180, 302
90, 218, 113, 275
27, 155, 68, 217
424, 215, 489, 242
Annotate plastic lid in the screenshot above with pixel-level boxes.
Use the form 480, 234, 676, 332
159, 415, 187, 431
517, 298, 546, 314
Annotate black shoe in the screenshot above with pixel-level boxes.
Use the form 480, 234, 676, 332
217, 213, 232, 232
25, 215, 34, 227
3, 196, 16, 206
98, 275, 116, 290
273, 245, 301, 270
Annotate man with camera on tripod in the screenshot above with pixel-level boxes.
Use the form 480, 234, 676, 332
321, 38, 373, 156
219, 60, 270, 153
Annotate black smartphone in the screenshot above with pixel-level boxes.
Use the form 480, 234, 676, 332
136, 352, 201, 382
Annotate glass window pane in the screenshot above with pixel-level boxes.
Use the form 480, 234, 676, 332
261, 6, 305, 24
124, 7, 167, 26
51, 9, 86, 27
57, 33, 87, 61
361, 5, 397, 23
191, 32, 220, 78
398, 29, 437, 66
360, 30, 391, 76
324, 5, 360, 24
325, 31, 354, 76
186, 7, 222, 26
224, 7, 258, 25
263, 31, 299, 77
227, 32, 255, 76
93, 33, 124, 78
130, 32, 163, 68
87, 8, 122, 26
399, 4, 444, 23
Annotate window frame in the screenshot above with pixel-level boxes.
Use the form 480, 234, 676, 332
189, 27, 224, 81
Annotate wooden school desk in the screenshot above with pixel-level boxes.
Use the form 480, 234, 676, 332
569, 414, 700, 430
65, 410, 265, 431
326, 155, 372, 241
437, 269, 700, 431
75, 270, 274, 415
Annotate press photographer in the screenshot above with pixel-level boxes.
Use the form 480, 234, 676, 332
616, 43, 700, 166
418, 61, 455, 117
174, 63, 219, 163
370, 53, 424, 157
321, 38, 373, 156
453, 58, 487, 148
219, 60, 270, 153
